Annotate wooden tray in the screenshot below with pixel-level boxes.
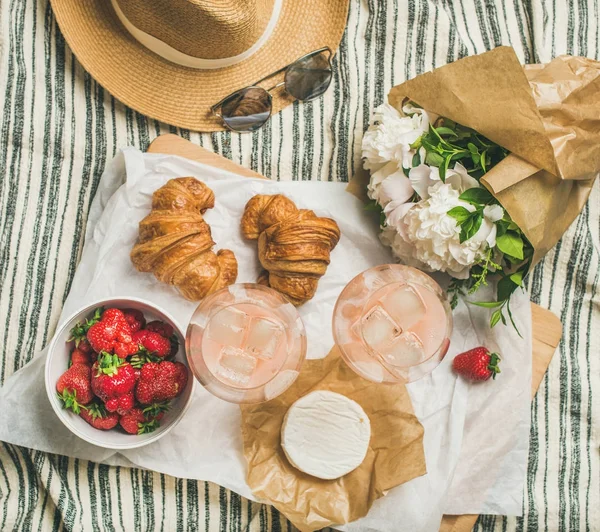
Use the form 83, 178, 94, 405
148, 134, 563, 532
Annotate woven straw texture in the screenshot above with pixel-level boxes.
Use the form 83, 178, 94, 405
117, 0, 275, 59
50, 0, 349, 131
0, 0, 599, 531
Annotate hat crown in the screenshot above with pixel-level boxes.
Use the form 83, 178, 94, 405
116, 0, 276, 60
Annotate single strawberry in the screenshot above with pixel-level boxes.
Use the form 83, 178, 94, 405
67, 307, 103, 348
135, 361, 188, 404
132, 330, 171, 357
123, 308, 146, 333
87, 308, 138, 358
70, 348, 92, 367
453, 347, 501, 381
77, 338, 93, 355
56, 364, 93, 413
79, 402, 119, 430
91, 353, 138, 414
119, 407, 163, 435
145, 321, 174, 338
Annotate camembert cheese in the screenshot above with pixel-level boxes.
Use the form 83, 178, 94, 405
281, 390, 371, 480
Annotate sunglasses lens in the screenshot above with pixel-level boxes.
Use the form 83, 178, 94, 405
284, 50, 332, 101
220, 87, 272, 132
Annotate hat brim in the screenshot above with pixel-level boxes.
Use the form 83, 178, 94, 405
50, 0, 350, 132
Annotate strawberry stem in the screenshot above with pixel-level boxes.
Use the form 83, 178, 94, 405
67, 307, 104, 346
488, 352, 501, 380
142, 401, 170, 418
96, 352, 123, 376
137, 419, 160, 435
57, 389, 87, 415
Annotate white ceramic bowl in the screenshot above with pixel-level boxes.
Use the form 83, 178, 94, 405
45, 297, 195, 450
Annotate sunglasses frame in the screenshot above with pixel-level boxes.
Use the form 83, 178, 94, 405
211, 46, 334, 133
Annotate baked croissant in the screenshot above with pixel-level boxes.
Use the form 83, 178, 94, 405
131, 177, 238, 300
241, 194, 340, 305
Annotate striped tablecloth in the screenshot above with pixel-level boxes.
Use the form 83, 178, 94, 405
0, 1, 598, 530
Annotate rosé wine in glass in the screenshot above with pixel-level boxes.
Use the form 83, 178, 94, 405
333, 265, 452, 384
186, 284, 306, 404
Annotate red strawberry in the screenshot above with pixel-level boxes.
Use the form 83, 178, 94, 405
123, 308, 146, 333
146, 321, 174, 338
87, 308, 138, 358
67, 307, 103, 348
119, 407, 163, 435
133, 330, 171, 357
56, 364, 93, 413
453, 347, 501, 381
135, 361, 188, 404
70, 348, 92, 367
79, 402, 119, 430
91, 353, 138, 414
77, 338, 93, 355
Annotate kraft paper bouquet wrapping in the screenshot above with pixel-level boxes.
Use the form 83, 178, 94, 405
388, 46, 599, 264
240, 349, 426, 532
355, 46, 599, 325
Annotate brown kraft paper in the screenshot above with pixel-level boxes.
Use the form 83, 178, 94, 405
240, 348, 426, 532
354, 46, 600, 266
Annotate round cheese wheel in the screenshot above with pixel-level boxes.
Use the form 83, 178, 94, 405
281, 390, 371, 480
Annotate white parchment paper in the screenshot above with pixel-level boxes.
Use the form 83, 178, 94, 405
0, 148, 531, 531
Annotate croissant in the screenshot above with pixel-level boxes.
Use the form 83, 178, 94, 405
131, 177, 238, 300
241, 194, 340, 305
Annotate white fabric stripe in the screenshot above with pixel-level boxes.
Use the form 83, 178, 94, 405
110, 0, 283, 69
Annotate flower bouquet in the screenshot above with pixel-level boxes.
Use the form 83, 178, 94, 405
359, 47, 600, 329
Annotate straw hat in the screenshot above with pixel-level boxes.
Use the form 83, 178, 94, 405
50, 0, 349, 132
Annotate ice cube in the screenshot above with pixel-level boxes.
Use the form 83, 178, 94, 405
244, 316, 285, 360
380, 284, 426, 330
207, 306, 248, 348
359, 305, 402, 351
216, 346, 257, 385
379, 331, 425, 368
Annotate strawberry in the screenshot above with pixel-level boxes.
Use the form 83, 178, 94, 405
132, 330, 171, 357
145, 321, 174, 338
79, 402, 119, 430
77, 338, 93, 355
70, 348, 92, 367
91, 353, 138, 414
56, 364, 93, 413
453, 347, 501, 381
146, 321, 179, 356
135, 361, 188, 404
123, 308, 146, 333
119, 407, 163, 435
67, 307, 103, 348
87, 308, 138, 358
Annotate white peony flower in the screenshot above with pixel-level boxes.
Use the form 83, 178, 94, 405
367, 161, 413, 206
362, 103, 432, 173
409, 162, 479, 200
382, 182, 500, 279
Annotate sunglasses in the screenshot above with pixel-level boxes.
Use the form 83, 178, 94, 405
211, 47, 333, 132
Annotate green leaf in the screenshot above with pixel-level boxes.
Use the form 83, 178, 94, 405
435, 126, 458, 138
425, 151, 444, 167
402, 166, 411, 177
467, 142, 478, 154
497, 276, 519, 302
507, 300, 523, 338
364, 200, 381, 212
447, 206, 472, 224
460, 213, 482, 243
459, 187, 494, 205
509, 270, 524, 286
468, 300, 504, 308
490, 309, 502, 328
412, 152, 421, 167
496, 232, 524, 260
440, 154, 452, 182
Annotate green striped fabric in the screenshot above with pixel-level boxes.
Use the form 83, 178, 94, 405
0, 0, 598, 530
